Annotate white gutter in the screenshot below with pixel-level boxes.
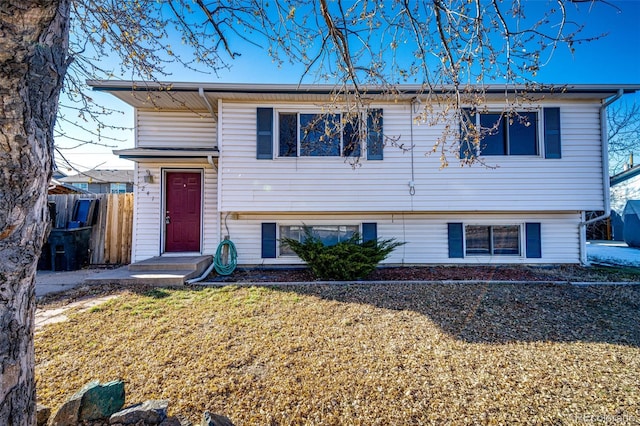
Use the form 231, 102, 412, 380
87, 80, 640, 96
582, 88, 624, 226
579, 88, 624, 264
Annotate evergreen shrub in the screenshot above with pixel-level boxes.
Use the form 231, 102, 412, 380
280, 227, 404, 280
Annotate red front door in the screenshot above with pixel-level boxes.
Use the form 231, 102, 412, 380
165, 171, 202, 252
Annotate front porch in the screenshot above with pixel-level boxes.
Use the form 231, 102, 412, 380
84, 256, 213, 286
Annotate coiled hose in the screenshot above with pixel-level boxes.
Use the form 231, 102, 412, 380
214, 238, 237, 276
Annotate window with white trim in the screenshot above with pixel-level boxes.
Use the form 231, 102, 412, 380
279, 225, 359, 256
72, 182, 88, 191
461, 110, 539, 157
277, 111, 370, 158
465, 224, 521, 256
110, 183, 127, 194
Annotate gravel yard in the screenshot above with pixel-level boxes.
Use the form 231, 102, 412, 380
35, 276, 640, 425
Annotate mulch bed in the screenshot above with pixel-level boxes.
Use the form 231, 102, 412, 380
206, 264, 640, 283
36, 264, 640, 308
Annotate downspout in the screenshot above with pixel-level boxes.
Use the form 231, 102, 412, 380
579, 88, 624, 264
207, 155, 217, 172
199, 87, 217, 122
198, 87, 218, 277
216, 98, 223, 247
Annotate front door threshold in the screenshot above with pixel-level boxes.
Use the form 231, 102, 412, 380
162, 252, 202, 257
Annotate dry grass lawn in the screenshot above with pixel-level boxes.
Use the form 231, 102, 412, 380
36, 283, 640, 425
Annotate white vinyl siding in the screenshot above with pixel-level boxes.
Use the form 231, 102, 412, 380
127, 97, 602, 265
136, 110, 217, 149
131, 162, 218, 262
219, 212, 581, 265
219, 101, 604, 213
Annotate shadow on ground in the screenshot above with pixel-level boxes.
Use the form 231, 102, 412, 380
38, 277, 640, 348
274, 283, 640, 346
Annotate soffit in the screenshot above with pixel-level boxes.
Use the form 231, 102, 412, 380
88, 80, 640, 110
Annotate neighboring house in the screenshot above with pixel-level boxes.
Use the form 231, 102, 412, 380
610, 163, 640, 241
48, 169, 86, 195
89, 81, 639, 265
59, 169, 134, 194
48, 178, 87, 195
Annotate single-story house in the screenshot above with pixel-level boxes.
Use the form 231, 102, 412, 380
59, 169, 134, 194
88, 81, 639, 265
47, 178, 86, 195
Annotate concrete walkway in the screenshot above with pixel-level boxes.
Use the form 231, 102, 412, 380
35, 268, 107, 297
35, 294, 120, 330
36, 256, 212, 297
34, 244, 640, 298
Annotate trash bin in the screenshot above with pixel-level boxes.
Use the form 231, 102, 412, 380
47, 227, 93, 271
38, 198, 97, 271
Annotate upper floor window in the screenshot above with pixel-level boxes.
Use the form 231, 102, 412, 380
257, 107, 383, 160
278, 112, 363, 158
461, 110, 539, 158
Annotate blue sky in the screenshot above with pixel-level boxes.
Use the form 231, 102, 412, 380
56, 0, 640, 172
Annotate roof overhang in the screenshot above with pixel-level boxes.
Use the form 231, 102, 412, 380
611, 164, 640, 186
88, 80, 640, 110
114, 148, 219, 163
48, 179, 90, 195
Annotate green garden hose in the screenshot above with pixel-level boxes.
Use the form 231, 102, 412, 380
214, 238, 237, 275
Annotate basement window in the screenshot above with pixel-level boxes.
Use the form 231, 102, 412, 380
465, 225, 521, 256
279, 225, 359, 256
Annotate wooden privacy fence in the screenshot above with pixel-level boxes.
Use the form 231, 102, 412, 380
47, 193, 134, 265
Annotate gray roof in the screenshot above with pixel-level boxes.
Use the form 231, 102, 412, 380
59, 169, 134, 184
87, 80, 640, 110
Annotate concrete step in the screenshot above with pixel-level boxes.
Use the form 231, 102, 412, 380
128, 256, 212, 274
85, 256, 213, 286
84, 267, 192, 286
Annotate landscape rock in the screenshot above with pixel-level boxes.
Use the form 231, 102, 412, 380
48, 384, 85, 426
109, 399, 169, 425
37, 403, 51, 426
48, 380, 125, 426
79, 380, 125, 421
201, 411, 234, 426
159, 416, 183, 426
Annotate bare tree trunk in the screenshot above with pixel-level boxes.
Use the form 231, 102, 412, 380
0, 2, 70, 425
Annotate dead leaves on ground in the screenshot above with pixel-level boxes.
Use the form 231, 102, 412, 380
36, 284, 640, 425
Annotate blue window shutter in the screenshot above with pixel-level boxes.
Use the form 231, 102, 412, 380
367, 109, 383, 160
448, 223, 464, 258
525, 223, 542, 258
257, 108, 273, 159
544, 107, 561, 159
362, 223, 377, 243
261, 223, 277, 258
